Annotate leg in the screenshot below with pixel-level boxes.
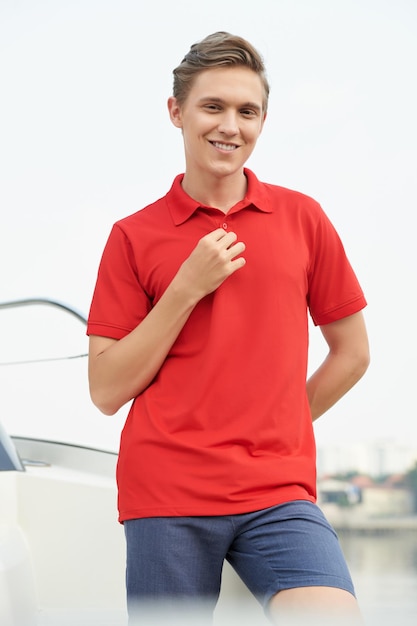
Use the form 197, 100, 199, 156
124, 516, 232, 624
226, 501, 361, 624
269, 586, 363, 625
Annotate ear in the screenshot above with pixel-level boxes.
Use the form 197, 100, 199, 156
167, 97, 183, 128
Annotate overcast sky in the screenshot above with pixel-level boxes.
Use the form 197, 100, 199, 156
1, 0, 416, 454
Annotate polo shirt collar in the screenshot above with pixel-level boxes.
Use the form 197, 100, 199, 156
166, 169, 273, 226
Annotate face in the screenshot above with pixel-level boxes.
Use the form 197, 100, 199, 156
168, 66, 266, 182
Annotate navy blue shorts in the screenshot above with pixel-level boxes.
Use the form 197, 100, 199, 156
124, 500, 355, 616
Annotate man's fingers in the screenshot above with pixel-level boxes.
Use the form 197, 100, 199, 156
211, 230, 246, 265
206, 228, 243, 252
228, 240, 246, 260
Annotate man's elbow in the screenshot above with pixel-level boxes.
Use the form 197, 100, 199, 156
89, 385, 122, 416
353, 345, 370, 382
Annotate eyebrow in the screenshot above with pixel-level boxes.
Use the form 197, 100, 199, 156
198, 97, 263, 112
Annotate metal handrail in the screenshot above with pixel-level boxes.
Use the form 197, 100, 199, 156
0, 297, 87, 325
0, 298, 88, 366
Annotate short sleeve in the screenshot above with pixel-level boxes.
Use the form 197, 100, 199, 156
307, 210, 367, 326
87, 224, 152, 339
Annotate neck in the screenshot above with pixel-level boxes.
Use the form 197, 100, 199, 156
181, 170, 247, 214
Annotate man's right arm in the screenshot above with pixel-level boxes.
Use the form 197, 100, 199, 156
88, 228, 245, 415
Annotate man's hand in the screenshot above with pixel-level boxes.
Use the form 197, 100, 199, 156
174, 228, 246, 303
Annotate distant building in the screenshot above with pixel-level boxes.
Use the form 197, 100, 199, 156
318, 478, 362, 506
317, 440, 417, 478
317, 474, 415, 525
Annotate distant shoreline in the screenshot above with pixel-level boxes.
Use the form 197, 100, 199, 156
330, 516, 417, 534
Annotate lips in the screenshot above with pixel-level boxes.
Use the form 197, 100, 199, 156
210, 141, 238, 151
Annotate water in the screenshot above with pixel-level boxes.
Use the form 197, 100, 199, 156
340, 531, 417, 626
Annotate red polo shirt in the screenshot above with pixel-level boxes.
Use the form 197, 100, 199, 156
87, 169, 366, 522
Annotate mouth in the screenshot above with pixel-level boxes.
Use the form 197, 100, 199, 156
209, 141, 239, 152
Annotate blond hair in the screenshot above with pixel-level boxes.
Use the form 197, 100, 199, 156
173, 32, 269, 112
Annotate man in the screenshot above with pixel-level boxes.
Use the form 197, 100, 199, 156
87, 32, 369, 624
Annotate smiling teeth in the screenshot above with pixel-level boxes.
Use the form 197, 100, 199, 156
212, 142, 237, 151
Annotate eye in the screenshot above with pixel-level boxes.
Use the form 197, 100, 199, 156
240, 108, 258, 118
203, 103, 221, 112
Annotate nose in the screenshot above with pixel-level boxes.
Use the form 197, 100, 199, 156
217, 110, 239, 136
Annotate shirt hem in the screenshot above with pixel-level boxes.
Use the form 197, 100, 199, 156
118, 492, 316, 523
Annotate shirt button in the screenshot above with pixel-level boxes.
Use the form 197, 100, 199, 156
222, 222, 228, 229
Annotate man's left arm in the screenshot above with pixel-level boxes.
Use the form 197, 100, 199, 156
306, 311, 370, 422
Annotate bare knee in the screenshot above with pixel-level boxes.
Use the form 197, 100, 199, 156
268, 586, 363, 625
